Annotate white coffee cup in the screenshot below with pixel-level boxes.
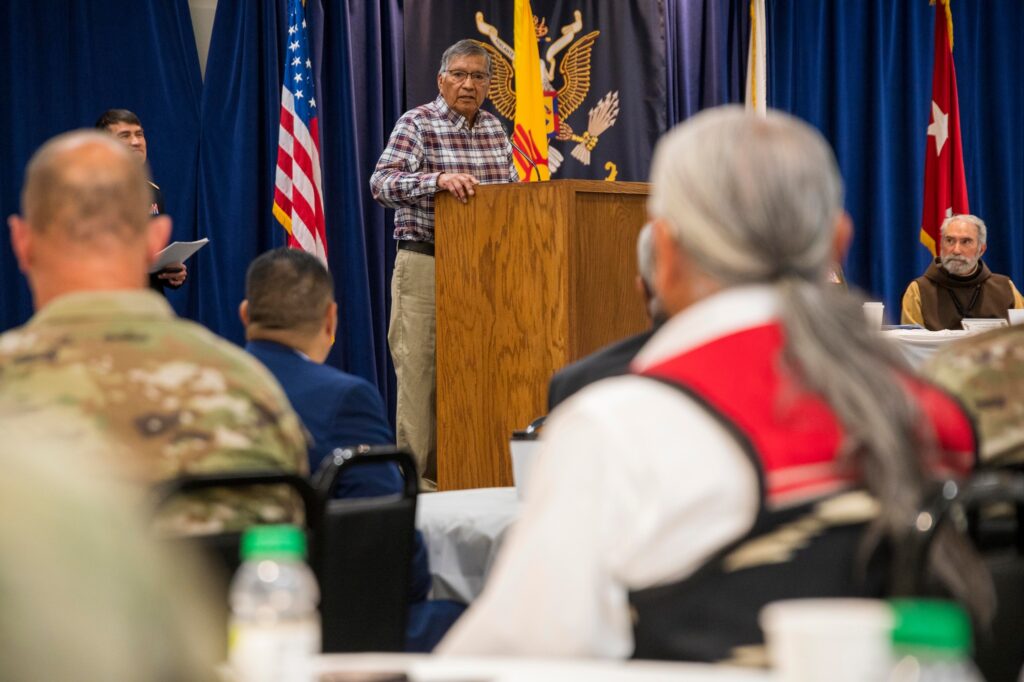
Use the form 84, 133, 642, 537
509, 433, 540, 500
862, 302, 885, 330
1008, 308, 1024, 326
760, 599, 894, 682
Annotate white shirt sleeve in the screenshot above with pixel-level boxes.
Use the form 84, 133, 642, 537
437, 376, 761, 658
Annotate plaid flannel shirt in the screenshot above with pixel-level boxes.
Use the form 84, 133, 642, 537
370, 95, 518, 243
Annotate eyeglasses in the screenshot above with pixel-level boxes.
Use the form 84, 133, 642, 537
446, 70, 490, 84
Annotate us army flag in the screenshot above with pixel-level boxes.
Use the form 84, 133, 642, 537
920, 0, 968, 256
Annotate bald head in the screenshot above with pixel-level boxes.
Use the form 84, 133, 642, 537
9, 130, 171, 309
21, 130, 152, 242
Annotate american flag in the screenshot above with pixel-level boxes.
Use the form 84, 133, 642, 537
272, 0, 327, 261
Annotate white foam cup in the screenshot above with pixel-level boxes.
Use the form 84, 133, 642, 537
862, 302, 885, 329
760, 599, 894, 682
509, 432, 540, 500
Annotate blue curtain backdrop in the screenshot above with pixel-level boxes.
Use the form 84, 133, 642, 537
665, 0, 749, 125
4, 0, 1024, 399
193, 0, 290, 348
0, 0, 203, 329
193, 0, 403, 414
319, 0, 405, 415
768, 0, 1024, 313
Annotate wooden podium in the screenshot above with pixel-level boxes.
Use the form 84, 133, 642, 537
435, 180, 650, 490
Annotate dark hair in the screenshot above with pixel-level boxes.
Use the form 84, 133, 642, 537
245, 248, 334, 333
94, 109, 142, 130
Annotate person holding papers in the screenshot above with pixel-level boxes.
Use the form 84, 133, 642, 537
95, 109, 188, 292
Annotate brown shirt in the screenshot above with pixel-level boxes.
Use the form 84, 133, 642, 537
902, 260, 1022, 330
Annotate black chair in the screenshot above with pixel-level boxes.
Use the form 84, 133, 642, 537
312, 445, 418, 653
891, 470, 1024, 682
151, 471, 322, 615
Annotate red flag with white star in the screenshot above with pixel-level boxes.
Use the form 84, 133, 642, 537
920, 0, 968, 256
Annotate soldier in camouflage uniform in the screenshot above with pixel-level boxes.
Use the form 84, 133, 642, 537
923, 325, 1024, 466
1, 130, 308, 534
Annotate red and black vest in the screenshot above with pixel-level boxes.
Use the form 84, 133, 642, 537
628, 323, 975, 664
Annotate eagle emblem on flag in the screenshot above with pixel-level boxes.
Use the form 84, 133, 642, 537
475, 10, 619, 173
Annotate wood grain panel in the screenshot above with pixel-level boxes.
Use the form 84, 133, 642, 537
570, 191, 649, 358
436, 180, 649, 490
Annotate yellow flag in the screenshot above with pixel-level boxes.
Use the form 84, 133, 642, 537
513, 0, 550, 181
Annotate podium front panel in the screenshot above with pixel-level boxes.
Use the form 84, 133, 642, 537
436, 180, 649, 490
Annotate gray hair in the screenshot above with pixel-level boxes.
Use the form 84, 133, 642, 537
438, 39, 492, 77
636, 223, 662, 320
940, 213, 987, 247
649, 106, 992, 620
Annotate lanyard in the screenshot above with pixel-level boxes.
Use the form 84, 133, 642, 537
946, 284, 982, 319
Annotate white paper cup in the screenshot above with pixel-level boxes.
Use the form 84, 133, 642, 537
509, 436, 540, 500
1008, 308, 1024, 326
760, 599, 893, 682
862, 302, 885, 329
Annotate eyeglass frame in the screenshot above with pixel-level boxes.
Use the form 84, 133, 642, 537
444, 69, 491, 84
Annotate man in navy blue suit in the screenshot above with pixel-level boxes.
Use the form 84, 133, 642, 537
240, 247, 463, 650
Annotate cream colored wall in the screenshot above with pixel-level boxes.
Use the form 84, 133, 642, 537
188, 0, 217, 78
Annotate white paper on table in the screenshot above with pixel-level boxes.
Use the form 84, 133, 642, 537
149, 238, 209, 273
961, 318, 1009, 333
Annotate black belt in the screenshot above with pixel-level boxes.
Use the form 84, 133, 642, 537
397, 240, 434, 257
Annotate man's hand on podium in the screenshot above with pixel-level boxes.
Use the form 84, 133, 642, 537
438, 172, 479, 203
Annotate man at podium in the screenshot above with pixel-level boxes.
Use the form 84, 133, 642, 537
370, 39, 516, 489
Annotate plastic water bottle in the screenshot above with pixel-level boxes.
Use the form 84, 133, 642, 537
889, 600, 984, 682
229, 524, 320, 682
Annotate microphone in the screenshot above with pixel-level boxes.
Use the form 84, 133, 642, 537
506, 125, 541, 181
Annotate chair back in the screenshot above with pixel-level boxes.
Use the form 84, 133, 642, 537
151, 472, 322, 652
891, 470, 1024, 682
312, 445, 418, 653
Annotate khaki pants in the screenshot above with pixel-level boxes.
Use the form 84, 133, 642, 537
389, 249, 437, 489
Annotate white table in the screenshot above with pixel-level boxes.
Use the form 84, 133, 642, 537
882, 328, 971, 369
313, 653, 772, 682
416, 487, 521, 603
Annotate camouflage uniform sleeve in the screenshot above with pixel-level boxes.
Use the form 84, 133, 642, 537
923, 331, 1024, 467
144, 329, 312, 536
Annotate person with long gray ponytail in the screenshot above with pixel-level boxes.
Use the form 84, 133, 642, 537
439, 107, 992, 661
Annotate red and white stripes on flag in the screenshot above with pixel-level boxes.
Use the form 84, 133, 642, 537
273, 0, 327, 262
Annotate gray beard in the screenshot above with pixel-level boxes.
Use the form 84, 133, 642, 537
941, 254, 979, 276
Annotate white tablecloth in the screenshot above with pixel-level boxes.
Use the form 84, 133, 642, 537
882, 328, 971, 369
416, 487, 520, 603
313, 653, 772, 682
